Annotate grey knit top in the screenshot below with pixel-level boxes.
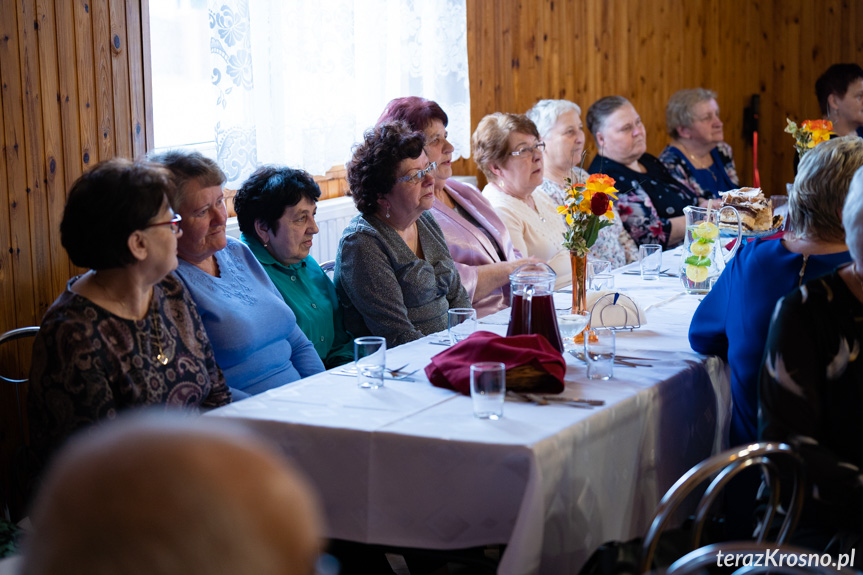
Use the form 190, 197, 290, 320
335, 211, 471, 347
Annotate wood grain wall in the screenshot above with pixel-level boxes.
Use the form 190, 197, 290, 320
454, 0, 863, 195
0, 0, 150, 515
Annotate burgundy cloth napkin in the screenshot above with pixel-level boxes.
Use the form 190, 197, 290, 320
424, 331, 566, 395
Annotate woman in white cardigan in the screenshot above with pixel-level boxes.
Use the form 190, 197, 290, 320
472, 112, 571, 289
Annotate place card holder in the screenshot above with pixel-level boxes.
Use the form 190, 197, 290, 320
589, 292, 643, 331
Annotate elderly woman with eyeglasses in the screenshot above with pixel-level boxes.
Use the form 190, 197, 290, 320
473, 112, 572, 289
528, 99, 638, 268
659, 89, 740, 200
150, 151, 324, 397
336, 121, 470, 347
28, 159, 231, 470
377, 97, 536, 318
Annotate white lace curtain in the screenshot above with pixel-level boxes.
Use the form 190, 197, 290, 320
208, 0, 470, 188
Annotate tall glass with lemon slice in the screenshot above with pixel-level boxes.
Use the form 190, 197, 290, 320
679, 205, 742, 293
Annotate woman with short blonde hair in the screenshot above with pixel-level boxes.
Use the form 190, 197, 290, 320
659, 88, 740, 199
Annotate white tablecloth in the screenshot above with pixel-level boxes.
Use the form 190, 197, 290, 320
207, 247, 731, 575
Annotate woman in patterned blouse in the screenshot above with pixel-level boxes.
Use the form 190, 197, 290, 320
527, 99, 637, 268
659, 88, 740, 199
28, 159, 231, 470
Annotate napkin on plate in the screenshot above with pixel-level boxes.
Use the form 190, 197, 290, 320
424, 331, 565, 395
586, 291, 646, 328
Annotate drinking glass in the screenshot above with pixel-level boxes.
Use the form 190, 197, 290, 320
470, 362, 506, 419
354, 336, 386, 389
448, 308, 477, 345
588, 259, 612, 280
590, 273, 615, 291
639, 244, 662, 280
584, 329, 615, 380
557, 310, 591, 351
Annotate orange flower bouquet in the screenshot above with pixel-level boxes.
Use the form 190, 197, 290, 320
558, 173, 618, 257
784, 118, 834, 158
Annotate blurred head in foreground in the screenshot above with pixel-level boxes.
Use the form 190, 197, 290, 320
22, 414, 323, 575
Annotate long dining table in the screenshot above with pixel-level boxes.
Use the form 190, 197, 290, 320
207, 247, 731, 575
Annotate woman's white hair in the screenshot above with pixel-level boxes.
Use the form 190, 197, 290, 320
843, 165, 863, 264
526, 99, 582, 139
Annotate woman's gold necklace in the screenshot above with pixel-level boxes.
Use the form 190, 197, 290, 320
683, 145, 717, 182
92, 273, 167, 365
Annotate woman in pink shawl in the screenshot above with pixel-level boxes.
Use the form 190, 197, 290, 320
378, 97, 537, 317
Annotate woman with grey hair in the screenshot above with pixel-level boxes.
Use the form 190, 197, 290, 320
758, 166, 863, 553
690, 136, 863, 448
659, 88, 740, 199
586, 95, 698, 248
527, 99, 637, 267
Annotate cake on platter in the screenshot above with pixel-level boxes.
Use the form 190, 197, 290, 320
718, 188, 783, 232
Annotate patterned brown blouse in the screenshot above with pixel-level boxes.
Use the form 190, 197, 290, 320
28, 273, 231, 463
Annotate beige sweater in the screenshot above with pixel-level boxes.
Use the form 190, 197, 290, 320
482, 183, 572, 289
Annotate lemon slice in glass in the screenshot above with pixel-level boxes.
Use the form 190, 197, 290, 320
685, 264, 710, 283
690, 241, 711, 257
694, 222, 719, 240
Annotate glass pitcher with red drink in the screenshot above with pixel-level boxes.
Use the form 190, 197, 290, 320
507, 263, 564, 353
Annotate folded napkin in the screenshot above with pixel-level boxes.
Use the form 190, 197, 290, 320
586, 291, 646, 328
424, 331, 566, 395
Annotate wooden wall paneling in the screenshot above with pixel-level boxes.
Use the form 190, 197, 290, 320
1, 0, 37, 335
126, 0, 147, 156
108, 0, 131, 159
92, 0, 116, 161
0, 1, 21, 379
74, 0, 98, 173
34, 0, 70, 314
140, 0, 154, 150
54, 0, 83, 280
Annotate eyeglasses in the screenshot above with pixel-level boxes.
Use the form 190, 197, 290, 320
397, 161, 437, 184
510, 141, 546, 158
145, 213, 182, 234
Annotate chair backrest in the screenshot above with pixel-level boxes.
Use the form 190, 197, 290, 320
639, 442, 805, 573
666, 541, 857, 575
319, 260, 335, 281
0, 327, 40, 385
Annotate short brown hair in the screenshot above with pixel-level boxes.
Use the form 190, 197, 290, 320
471, 113, 540, 181
148, 150, 226, 209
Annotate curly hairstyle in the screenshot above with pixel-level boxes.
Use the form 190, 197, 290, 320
234, 166, 321, 240
377, 96, 448, 133
61, 158, 174, 270
346, 121, 425, 216
525, 99, 582, 139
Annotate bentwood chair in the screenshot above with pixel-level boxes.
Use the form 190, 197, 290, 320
1, 326, 40, 523
638, 442, 805, 573
319, 260, 336, 280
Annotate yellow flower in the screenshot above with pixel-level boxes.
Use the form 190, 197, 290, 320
802, 119, 833, 148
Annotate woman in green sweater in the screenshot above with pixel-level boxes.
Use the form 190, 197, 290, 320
234, 166, 353, 368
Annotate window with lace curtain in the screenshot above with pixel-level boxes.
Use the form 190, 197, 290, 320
148, 0, 471, 190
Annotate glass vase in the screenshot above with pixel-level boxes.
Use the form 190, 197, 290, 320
570, 251, 587, 313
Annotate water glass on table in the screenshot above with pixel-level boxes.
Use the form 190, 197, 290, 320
557, 310, 591, 351
354, 336, 386, 389
470, 362, 506, 419
448, 308, 477, 345
584, 329, 615, 380
639, 244, 662, 280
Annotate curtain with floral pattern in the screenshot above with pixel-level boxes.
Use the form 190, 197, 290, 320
208, 0, 470, 188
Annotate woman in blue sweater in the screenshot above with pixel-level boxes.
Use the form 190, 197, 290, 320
689, 136, 863, 447
151, 151, 324, 397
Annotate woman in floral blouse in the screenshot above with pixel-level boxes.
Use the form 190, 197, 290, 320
528, 99, 637, 268
586, 96, 700, 248
659, 88, 740, 199
28, 159, 231, 471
